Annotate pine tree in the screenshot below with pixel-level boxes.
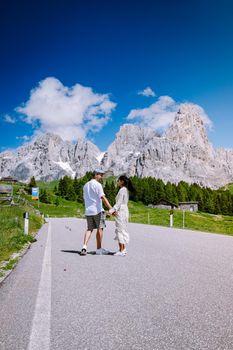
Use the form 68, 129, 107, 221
155, 179, 165, 202
203, 188, 215, 214
104, 181, 117, 207
27, 176, 37, 194
177, 181, 188, 202
171, 183, 179, 205
53, 185, 58, 195
130, 176, 142, 202
188, 183, 199, 201
142, 178, 151, 205
219, 191, 232, 215
214, 193, 222, 214
55, 196, 60, 206
165, 182, 174, 203
58, 177, 65, 197
40, 188, 51, 204
64, 176, 76, 201
147, 177, 157, 204
73, 177, 83, 202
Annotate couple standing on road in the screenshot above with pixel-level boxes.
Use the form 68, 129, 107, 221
80, 169, 134, 257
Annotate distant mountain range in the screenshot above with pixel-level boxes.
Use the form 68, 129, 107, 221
0, 103, 232, 189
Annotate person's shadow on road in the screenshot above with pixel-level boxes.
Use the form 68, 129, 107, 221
61, 250, 115, 256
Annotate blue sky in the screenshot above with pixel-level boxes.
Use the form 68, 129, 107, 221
0, 0, 233, 151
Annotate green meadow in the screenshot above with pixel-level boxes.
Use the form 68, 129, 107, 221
128, 201, 233, 235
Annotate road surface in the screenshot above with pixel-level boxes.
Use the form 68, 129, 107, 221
1, 218, 233, 350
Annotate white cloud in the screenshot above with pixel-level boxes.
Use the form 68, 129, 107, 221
3, 114, 16, 124
127, 96, 178, 131
16, 135, 31, 142
138, 87, 156, 97
127, 96, 213, 133
16, 77, 117, 142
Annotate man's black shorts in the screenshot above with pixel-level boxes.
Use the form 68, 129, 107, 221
86, 212, 106, 231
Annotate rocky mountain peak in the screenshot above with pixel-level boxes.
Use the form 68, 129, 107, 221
165, 103, 211, 151
111, 124, 155, 151
31, 132, 63, 146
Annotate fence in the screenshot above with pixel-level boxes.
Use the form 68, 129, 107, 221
0, 185, 13, 206
72, 210, 187, 229
15, 204, 187, 230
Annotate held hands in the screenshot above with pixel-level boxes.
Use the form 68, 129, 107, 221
105, 210, 116, 217
108, 208, 118, 216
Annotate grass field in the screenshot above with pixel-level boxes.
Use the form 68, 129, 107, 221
0, 204, 42, 264
128, 201, 233, 235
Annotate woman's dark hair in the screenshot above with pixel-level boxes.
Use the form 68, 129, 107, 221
118, 175, 135, 193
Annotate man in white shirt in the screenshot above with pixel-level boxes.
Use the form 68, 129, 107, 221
81, 169, 113, 256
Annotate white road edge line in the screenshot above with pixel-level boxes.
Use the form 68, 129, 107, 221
27, 221, 52, 350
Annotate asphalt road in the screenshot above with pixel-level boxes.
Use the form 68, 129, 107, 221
1, 218, 233, 350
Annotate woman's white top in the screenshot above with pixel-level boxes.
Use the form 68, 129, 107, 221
109, 187, 129, 213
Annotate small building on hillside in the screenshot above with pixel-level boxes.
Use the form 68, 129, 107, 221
148, 199, 178, 210
178, 201, 198, 212
149, 199, 198, 212
104, 170, 114, 178
0, 176, 18, 183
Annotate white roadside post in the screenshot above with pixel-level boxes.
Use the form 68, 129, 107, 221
169, 209, 173, 228
24, 211, 29, 234
183, 209, 185, 228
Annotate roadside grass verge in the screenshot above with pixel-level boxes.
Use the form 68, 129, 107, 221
3, 257, 19, 271
0, 205, 42, 264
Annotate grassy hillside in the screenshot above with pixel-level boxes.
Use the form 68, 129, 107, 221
37, 180, 59, 191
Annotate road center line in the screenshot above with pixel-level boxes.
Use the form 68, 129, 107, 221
27, 221, 52, 350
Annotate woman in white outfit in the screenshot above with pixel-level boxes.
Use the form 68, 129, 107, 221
109, 175, 135, 256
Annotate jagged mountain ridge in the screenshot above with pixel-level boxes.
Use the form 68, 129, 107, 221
0, 133, 100, 181
0, 103, 233, 188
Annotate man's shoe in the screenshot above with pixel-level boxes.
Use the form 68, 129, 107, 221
80, 248, 87, 256
96, 248, 109, 255
114, 250, 126, 257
